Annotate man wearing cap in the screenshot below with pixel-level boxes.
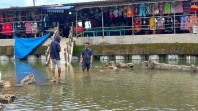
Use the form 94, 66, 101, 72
80, 42, 93, 72
50, 36, 61, 81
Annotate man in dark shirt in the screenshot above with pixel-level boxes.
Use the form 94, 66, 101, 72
50, 36, 61, 81
80, 42, 93, 72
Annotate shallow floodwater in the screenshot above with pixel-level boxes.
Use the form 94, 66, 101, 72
0, 59, 198, 111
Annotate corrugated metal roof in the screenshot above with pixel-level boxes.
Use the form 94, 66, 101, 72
0, 0, 190, 11
70, 0, 190, 10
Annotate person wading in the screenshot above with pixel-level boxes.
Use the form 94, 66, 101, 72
80, 42, 93, 72
50, 36, 61, 81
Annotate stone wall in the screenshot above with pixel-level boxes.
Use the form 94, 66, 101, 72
0, 46, 47, 56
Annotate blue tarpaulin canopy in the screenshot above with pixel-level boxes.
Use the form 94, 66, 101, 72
14, 34, 50, 59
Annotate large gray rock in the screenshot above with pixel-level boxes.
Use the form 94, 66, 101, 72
117, 63, 134, 69
141, 59, 198, 72
105, 61, 116, 67
0, 94, 16, 104
0, 103, 3, 110
20, 74, 35, 85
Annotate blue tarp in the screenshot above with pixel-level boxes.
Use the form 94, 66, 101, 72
15, 61, 46, 85
14, 34, 50, 59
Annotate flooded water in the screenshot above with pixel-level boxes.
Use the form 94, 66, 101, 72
1, 59, 198, 111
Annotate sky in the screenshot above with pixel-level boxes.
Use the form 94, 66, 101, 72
0, 0, 104, 8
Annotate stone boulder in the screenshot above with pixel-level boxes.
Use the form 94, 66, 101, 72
0, 94, 16, 104
0, 81, 11, 88
105, 61, 116, 67
0, 103, 3, 110
117, 63, 134, 69
141, 59, 198, 72
20, 74, 35, 85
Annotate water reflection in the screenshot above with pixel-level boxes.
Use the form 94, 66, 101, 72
0, 59, 198, 110
15, 61, 46, 85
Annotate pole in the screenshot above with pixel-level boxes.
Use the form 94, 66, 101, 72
33, 0, 36, 37
101, 7, 104, 38
132, 16, 134, 35
153, 3, 155, 34
33, 0, 35, 7
174, 10, 176, 34
76, 10, 78, 37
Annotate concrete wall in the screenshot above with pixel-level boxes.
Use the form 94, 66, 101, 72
1, 34, 197, 46
74, 34, 198, 45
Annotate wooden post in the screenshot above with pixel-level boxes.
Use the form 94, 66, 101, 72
64, 48, 67, 66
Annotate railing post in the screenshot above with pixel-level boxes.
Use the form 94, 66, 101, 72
64, 47, 67, 66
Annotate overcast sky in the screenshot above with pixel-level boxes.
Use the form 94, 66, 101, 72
0, 0, 103, 8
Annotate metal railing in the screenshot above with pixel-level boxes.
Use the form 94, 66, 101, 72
64, 28, 74, 66
45, 27, 59, 66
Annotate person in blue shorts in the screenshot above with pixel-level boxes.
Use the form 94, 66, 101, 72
80, 42, 93, 72
50, 36, 61, 81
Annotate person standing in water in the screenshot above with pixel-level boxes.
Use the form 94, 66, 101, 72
80, 42, 93, 72
50, 36, 61, 81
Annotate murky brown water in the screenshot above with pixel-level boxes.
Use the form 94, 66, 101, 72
0, 59, 198, 111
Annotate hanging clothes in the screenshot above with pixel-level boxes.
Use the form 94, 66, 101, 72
141, 18, 149, 30
154, 3, 159, 15
134, 4, 139, 16
189, 16, 198, 32
149, 17, 156, 30
109, 10, 114, 19
146, 3, 153, 15
176, 1, 184, 13
139, 4, 146, 17
165, 17, 173, 32
118, 7, 124, 17
180, 16, 189, 30
32, 22, 38, 34
156, 17, 165, 29
183, 1, 190, 14
126, 5, 134, 17
2, 23, 12, 35
133, 18, 141, 33
171, 2, 177, 13
164, 2, 171, 14
25, 22, 32, 34
159, 3, 164, 15
113, 8, 119, 18
190, 4, 198, 13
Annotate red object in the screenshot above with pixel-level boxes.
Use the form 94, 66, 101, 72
134, 18, 141, 33
109, 10, 114, 19
73, 26, 84, 33
190, 4, 198, 13
2, 23, 13, 35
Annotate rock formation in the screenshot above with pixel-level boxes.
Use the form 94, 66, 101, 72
20, 74, 35, 85
117, 63, 134, 69
104, 61, 134, 69
0, 94, 16, 104
142, 59, 198, 72
0, 103, 3, 110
